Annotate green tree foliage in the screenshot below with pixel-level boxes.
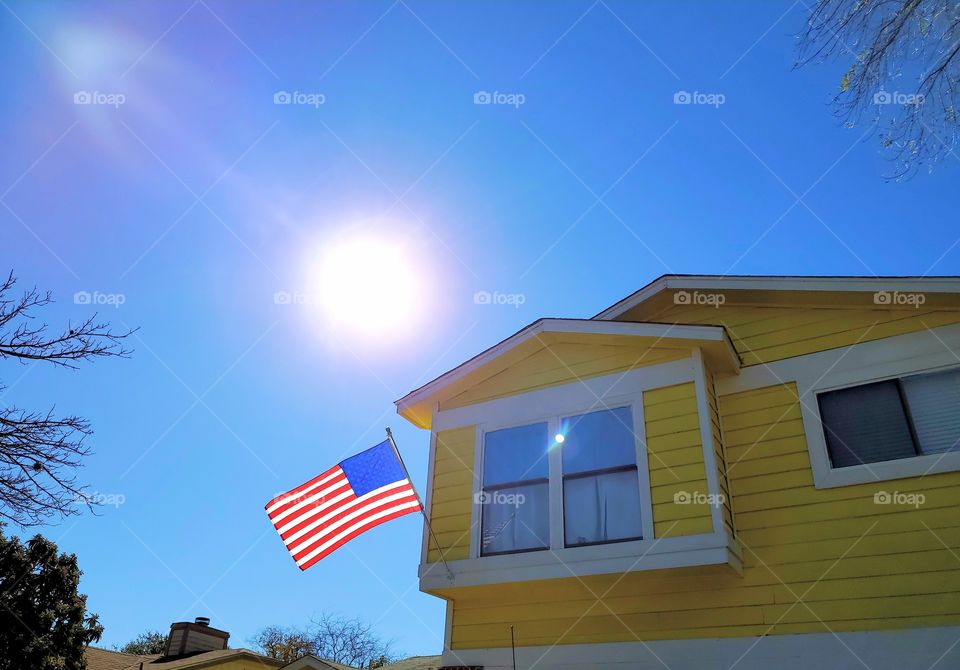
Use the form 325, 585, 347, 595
0, 527, 103, 670
118, 630, 167, 655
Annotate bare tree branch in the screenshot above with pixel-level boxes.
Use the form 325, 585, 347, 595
798, 0, 960, 178
0, 271, 134, 526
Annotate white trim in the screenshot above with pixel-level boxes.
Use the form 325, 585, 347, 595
630, 399, 655, 541
421, 531, 739, 590
467, 424, 483, 560
441, 625, 960, 670
715, 322, 960, 488
547, 415, 564, 551
594, 274, 960, 320
395, 319, 738, 418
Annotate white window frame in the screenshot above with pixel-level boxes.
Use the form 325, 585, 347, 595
474, 397, 654, 559
422, 354, 739, 590
716, 322, 960, 489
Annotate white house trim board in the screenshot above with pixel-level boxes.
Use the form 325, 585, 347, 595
714, 322, 960, 488
420, 531, 739, 591
593, 274, 960, 320
441, 625, 960, 670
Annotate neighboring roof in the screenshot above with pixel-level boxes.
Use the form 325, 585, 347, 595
85, 647, 281, 670
85, 647, 160, 670
394, 318, 739, 428
280, 655, 359, 670
376, 656, 442, 670
593, 274, 960, 320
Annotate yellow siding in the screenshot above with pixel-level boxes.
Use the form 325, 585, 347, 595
439, 382, 960, 650
706, 368, 735, 537
429, 426, 476, 562
617, 302, 960, 366
643, 382, 712, 537
443, 343, 689, 409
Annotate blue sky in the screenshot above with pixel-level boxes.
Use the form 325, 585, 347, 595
1, 0, 957, 657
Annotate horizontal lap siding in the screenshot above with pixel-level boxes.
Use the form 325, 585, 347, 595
444, 382, 960, 650
618, 304, 960, 365
643, 383, 712, 537
707, 369, 735, 536
444, 344, 689, 409
429, 427, 476, 562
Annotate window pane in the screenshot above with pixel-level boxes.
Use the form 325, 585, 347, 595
564, 470, 642, 546
482, 423, 548, 486
560, 407, 636, 474
480, 482, 549, 555
902, 368, 960, 455
818, 380, 916, 468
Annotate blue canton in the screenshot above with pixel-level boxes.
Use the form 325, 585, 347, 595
340, 440, 407, 497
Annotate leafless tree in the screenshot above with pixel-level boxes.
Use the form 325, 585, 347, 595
254, 614, 395, 668
0, 271, 132, 526
799, 0, 960, 177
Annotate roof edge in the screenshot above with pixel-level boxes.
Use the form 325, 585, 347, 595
593, 274, 960, 321
394, 318, 734, 418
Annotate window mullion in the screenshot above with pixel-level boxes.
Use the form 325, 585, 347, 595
548, 416, 564, 550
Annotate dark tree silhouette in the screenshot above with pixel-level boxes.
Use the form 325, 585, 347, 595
0, 527, 103, 670
0, 272, 132, 526
799, 0, 960, 177
117, 630, 167, 655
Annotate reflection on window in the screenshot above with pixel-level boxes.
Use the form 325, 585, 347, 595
480, 423, 549, 555
560, 407, 642, 546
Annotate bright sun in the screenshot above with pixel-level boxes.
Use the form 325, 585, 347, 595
309, 234, 423, 338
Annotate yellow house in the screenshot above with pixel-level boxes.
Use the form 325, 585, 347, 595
395, 274, 960, 669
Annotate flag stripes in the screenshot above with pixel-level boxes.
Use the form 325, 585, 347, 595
265, 441, 422, 570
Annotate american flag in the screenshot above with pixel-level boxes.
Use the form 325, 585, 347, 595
265, 439, 422, 570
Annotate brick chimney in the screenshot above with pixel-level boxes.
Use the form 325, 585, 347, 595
164, 617, 229, 657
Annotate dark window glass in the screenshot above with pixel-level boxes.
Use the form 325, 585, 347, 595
817, 380, 917, 467
480, 423, 549, 555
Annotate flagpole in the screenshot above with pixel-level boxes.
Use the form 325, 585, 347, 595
385, 427, 455, 583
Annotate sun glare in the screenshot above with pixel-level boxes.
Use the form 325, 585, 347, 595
309, 234, 423, 338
